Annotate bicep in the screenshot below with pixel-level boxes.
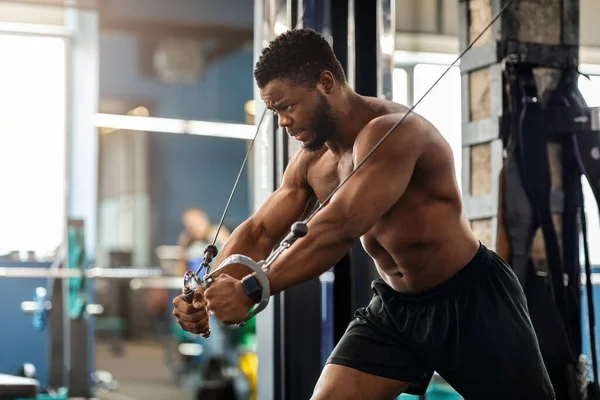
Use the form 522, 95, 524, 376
250, 154, 314, 246
252, 184, 313, 243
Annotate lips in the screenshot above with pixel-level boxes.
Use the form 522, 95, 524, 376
291, 130, 309, 142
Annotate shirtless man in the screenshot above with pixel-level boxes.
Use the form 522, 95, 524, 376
172, 29, 555, 399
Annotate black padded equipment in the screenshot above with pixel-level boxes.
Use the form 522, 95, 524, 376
0, 373, 38, 400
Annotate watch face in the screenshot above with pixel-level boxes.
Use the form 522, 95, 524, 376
243, 276, 262, 303
246, 277, 259, 292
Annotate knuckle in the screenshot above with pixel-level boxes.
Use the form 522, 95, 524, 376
177, 314, 188, 323
180, 322, 192, 332
195, 302, 207, 310
190, 313, 203, 323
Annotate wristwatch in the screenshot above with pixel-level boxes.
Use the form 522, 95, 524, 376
241, 275, 263, 304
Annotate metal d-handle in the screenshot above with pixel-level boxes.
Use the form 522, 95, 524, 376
202, 254, 270, 327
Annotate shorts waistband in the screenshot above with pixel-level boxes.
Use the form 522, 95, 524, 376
375, 242, 489, 303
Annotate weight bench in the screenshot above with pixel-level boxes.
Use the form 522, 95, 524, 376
0, 373, 38, 400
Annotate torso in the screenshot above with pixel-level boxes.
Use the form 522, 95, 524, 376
303, 98, 480, 293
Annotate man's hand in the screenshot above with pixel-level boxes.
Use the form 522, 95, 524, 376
172, 289, 210, 335
205, 274, 255, 325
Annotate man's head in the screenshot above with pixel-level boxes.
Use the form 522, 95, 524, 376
254, 29, 346, 152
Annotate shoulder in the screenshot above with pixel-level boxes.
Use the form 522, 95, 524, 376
282, 146, 328, 187
353, 112, 427, 160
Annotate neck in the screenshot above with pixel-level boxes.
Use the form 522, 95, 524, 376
325, 88, 373, 158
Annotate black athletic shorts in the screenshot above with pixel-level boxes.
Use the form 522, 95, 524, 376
327, 243, 555, 399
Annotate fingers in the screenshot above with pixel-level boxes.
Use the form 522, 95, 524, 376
176, 314, 210, 334
173, 293, 204, 312
172, 293, 210, 335
192, 286, 206, 309
177, 321, 209, 335
173, 307, 206, 323
203, 273, 232, 305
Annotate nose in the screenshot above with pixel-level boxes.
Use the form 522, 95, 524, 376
278, 114, 292, 129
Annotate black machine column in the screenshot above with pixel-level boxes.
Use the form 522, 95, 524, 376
332, 0, 396, 348
459, 1, 600, 398
348, 0, 396, 311
254, 2, 321, 399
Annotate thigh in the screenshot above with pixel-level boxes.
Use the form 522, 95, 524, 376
311, 364, 409, 400
437, 256, 555, 399
325, 292, 433, 396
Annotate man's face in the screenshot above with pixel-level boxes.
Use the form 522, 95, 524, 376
260, 79, 337, 152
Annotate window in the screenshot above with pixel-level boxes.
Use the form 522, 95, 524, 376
0, 34, 66, 259
393, 63, 462, 188
392, 68, 408, 105
413, 64, 462, 189
578, 73, 600, 264
579, 74, 600, 107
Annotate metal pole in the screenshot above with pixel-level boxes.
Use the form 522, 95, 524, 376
0, 266, 165, 278
0, 0, 97, 11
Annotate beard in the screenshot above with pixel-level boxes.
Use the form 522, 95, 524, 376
302, 93, 337, 152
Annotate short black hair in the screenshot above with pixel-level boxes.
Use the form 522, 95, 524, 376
254, 28, 346, 89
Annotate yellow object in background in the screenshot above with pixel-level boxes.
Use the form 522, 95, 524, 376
239, 352, 258, 400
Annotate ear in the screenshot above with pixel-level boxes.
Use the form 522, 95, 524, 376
317, 71, 335, 94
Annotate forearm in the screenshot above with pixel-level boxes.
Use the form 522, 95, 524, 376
265, 217, 354, 295
209, 219, 277, 280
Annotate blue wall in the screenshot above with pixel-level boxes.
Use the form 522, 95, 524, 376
148, 133, 252, 246
99, 31, 254, 246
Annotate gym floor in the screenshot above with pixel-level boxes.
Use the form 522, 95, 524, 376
95, 340, 193, 400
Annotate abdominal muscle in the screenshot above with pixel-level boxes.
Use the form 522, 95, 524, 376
361, 203, 480, 294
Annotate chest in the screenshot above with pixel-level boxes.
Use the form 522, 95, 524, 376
306, 152, 354, 203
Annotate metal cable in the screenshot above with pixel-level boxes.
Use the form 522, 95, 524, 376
209, 5, 309, 247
